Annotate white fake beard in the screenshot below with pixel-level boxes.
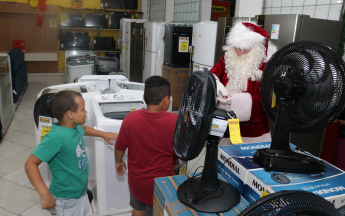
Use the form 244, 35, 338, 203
223, 43, 266, 92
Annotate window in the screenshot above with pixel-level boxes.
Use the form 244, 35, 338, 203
149, 0, 165, 22
263, 0, 344, 21
173, 0, 200, 25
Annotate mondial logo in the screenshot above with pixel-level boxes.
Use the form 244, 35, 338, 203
212, 5, 227, 13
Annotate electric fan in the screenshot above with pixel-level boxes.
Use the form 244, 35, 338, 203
254, 40, 345, 174
34, 93, 55, 128
173, 69, 240, 212
239, 190, 341, 216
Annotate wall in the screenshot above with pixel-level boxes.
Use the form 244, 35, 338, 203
235, 0, 263, 17
165, 0, 174, 23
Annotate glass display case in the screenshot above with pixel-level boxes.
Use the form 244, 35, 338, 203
0, 54, 14, 136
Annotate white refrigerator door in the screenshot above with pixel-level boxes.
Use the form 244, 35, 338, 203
143, 51, 156, 82
192, 21, 218, 67
144, 22, 156, 52
124, 41, 131, 79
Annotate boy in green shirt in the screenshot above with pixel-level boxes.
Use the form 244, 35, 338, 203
25, 90, 117, 216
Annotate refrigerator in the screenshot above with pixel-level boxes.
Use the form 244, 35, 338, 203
164, 24, 193, 68
143, 22, 165, 82
256, 14, 342, 51
255, 14, 343, 157
119, 18, 133, 74
215, 17, 257, 64
191, 21, 218, 71
130, 21, 146, 83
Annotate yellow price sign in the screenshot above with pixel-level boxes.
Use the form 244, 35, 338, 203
261, 190, 270, 198
272, 91, 276, 108
180, 41, 188, 52
40, 126, 52, 142
228, 119, 243, 144
61, 14, 68, 23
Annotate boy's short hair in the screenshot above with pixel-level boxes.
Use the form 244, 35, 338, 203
144, 76, 171, 105
51, 90, 82, 121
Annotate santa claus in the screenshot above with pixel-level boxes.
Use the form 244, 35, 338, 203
211, 21, 277, 144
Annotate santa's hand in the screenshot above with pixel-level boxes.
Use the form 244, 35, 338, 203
216, 80, 228, 97
217, 95, 232, 104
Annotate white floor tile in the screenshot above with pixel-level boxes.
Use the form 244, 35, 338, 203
13, 111, 33, 121
4, 130, 31, 143
0, 178, 22, 199
3, 167, 30, 185
10, 148, 34, 163
0, 158, 24, 177
15, 123, 35, 135
20, 201, 51, 216
0, 156, 6, 162
25, 182, 35, 190
0, 143, 29, 157
15, 135, 37, 148
0, 186, 40, 214
0, 140, 13, 147
4, 129, 17, 135
0, 207, 17, 216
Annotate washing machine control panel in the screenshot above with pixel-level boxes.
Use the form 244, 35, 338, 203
114, 94, 124, 100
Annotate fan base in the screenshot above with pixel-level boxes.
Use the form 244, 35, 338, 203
177, 177, 240, 213
253, 148, 326, 174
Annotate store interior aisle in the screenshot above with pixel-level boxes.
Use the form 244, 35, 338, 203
0, 75, 206, 216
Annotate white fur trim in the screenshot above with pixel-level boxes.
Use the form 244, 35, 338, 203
218, 132, 271, 145
264, 40, 277, 63
230, 92, 252, 122
226, 22, 266, 50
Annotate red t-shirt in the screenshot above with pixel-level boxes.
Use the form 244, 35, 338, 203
115, 108, 178, 206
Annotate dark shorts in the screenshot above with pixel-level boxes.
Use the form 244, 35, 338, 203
130, 194, 153, 216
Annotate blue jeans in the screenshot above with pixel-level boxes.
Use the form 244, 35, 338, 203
48, 193, 92, 216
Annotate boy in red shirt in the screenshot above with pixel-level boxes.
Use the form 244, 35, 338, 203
115, 76, 178, 216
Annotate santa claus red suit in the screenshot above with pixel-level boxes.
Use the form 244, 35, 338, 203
210, 22, 277, 144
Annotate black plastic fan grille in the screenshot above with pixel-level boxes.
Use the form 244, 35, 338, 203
33, 93, 55, 128
239, 190, 340, 216
173, 70, 217, 161
261, 41, 345, 133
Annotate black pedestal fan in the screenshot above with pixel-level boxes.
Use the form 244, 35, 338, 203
34, 93, 55, 128
254, 40, 345, 173
173, 69, 240, 213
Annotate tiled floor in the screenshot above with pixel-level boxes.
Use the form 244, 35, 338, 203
0, 75, 206, 216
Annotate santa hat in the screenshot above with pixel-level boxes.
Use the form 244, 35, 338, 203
226, 22, 270, 52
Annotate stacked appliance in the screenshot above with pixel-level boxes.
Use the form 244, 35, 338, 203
164, 24, 193, 68
191, 21, 218, 71
119, 18, 145, 81
93, 37, 116, 50
214, 17, 257, 64
130, 20, 146, 83
142, 22, 165, 82
0, 54, 14, 137
60, 13, 84, 27
85, 14, 108, 28
88, 92, 146, 215
59, 32, 91, 50
34, 81, 102, 186
94, 56, 119, 75
254, 14, 343, 158
65, 51, 96, 83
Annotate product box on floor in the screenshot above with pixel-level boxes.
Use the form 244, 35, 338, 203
153, 174, 249, 216
217, 142, 345, 208
162, 65, 189, 111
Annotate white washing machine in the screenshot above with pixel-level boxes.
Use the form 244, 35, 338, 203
35, 81, 101, 186
65, 50, 96, 83
88, 93, 146, 215
78, 75, 129, 94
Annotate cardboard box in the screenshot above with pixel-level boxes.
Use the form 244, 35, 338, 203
162, 65, 189, 111
153, 174, 249, 216
217, 142, 345, 208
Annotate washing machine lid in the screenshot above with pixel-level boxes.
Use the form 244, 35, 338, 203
97, 93, 146, 120
110, 80, 145, 92
65, 50, 96, 59
38, 81, 100, 98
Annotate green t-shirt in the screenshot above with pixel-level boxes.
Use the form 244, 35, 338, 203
33, 123, 89, 198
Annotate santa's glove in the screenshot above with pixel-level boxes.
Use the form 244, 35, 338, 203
216, 80, 232, 104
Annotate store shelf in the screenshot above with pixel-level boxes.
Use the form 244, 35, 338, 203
59, 48, 120, 52
58, 26, 120, 30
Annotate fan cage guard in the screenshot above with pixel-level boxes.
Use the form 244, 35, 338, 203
261, 41, 345, 133
239, 190, 340, 216
34, 93, 55, 128
174, 70, 217, 161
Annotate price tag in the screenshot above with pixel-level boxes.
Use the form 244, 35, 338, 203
272, 91, 276, 108
228, 119, 243, 144
131, 107, 136, 112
